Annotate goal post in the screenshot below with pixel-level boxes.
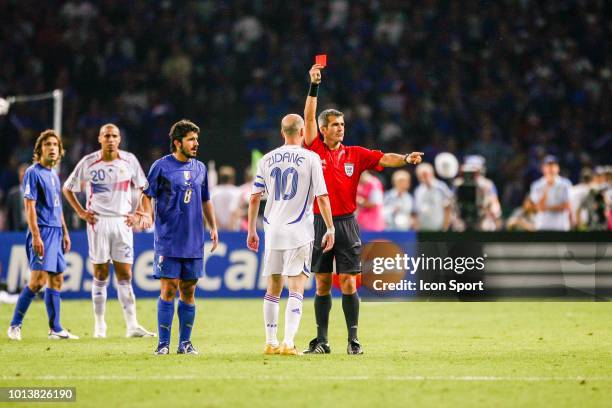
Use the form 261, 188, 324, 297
0, 89, 63, 135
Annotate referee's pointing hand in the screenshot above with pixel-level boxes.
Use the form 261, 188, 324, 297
406, 152, 424, 165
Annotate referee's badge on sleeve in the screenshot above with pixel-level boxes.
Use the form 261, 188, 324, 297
344, 163, 354, 177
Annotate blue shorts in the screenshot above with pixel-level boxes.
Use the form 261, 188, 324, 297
153, 254, 203, 281
26, 226, 65, 274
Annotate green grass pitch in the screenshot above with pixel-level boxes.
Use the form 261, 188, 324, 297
1, 299, 610, 407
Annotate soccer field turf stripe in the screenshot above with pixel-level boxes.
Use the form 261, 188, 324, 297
1, 375, 611, 382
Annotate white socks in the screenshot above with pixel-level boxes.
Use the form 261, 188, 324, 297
117, 280, 138, 330
283, 292, 303, 348
92, 278, 109, 327
264, 291, 305, 348
263, 294, 280, 346
93, 277, 139, 333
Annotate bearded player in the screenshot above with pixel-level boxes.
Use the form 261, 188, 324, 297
142, 119, 219, 355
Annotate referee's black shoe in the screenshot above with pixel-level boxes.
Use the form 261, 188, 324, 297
347, 339, 363, 355
303, 337, 331, 354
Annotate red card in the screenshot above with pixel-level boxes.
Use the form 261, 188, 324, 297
315, 54, 327, 67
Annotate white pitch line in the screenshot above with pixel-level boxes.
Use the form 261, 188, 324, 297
1, 375, 611, 382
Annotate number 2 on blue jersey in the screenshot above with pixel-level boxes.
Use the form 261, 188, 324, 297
270, 167, 298, 200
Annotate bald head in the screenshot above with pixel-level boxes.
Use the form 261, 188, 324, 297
99, 123, 120, 136
98, 123, 121, 157
281, 114, 304, 138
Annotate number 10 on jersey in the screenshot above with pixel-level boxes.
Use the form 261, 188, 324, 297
270, 167, 298, 201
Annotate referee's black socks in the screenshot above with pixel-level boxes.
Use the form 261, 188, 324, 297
315, 294, 332, 342
342, 293, 360, 341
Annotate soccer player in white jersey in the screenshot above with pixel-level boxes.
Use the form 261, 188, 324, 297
63, 124, 155, 338
247, 114, 335, 356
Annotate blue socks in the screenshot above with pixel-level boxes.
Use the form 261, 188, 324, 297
178, 300, 196, 343
157, 298, 175, 345
12, 287, 63, 332
44, 288, 63, 332
158, 298, 197, 346
10, 286, 36, 327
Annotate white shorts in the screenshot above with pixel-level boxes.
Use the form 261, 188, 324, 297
87, 216, 134, 264
262, 242, 313, 277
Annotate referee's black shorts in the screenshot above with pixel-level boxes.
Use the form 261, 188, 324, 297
311, 213, 361, 274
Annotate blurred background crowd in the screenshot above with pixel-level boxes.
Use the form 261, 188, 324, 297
207, 156, 612, 234
0, 0, 610, 231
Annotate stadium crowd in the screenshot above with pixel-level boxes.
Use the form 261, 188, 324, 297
0, 0, 611, 231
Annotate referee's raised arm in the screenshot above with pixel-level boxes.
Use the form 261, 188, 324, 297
304, 64, 323, 147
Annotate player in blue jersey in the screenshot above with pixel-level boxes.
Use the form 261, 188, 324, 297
7, 130, 78, 340
142, 119, 218, 355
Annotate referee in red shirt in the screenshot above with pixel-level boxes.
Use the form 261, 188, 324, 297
302, 64, 423, 355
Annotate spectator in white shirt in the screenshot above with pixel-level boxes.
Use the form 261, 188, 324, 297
529, 155, 572, 231
383, 169, 414, 230
211, 166, 242, 231
413, 163, 453, 231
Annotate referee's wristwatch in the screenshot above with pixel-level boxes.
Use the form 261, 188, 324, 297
404, 154, 411, 164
